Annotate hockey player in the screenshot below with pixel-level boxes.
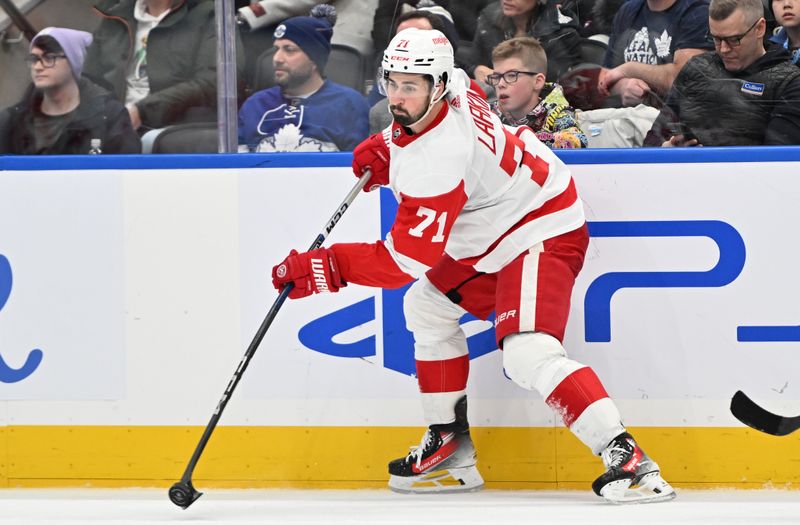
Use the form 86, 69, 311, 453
271, 27, 676, 504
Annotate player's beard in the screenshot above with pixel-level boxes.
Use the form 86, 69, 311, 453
390, 98, 431, 127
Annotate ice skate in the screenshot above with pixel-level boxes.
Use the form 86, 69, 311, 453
388, 397, 484, 494
592, 432, 676, 504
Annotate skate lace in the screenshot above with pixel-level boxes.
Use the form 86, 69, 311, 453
407, 430, 437, 469
601, 444, 630, 469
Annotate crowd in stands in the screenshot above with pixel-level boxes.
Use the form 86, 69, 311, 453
1, 0, 799, 154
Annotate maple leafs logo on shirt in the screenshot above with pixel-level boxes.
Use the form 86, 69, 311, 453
654, 30, 672, 58
255, 124, 338, 153
624, 27, 658, 65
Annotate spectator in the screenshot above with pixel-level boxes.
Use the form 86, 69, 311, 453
372, 0, 493, 60
644, 0, 800, 146
469, 0, 583, 84
415, 2, 463, 55
598, 0, 715, 106
770, 0, 800, 63
235, 0, 378, 87
238, 6, 369, 152
83, 0, 242, 132
0, 27, 140, 154
368, 0, 467, 73
489, 37, 587, 148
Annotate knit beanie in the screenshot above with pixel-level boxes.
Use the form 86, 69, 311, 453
273, 4, 336, 71
30, 27, 93, 80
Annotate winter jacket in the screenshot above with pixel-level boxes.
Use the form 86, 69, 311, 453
644, 49, 800, 146
83, 0, 243, 130
467, 1, 583, 81
769, 28, 800, 65
492, 83, 587, 148
0, 79, 141, 154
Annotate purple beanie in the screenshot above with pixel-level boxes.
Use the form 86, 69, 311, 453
31, 27, 93, 80
273, 11, 334, 71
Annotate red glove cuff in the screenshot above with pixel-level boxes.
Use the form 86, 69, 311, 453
352, 133, 390, 192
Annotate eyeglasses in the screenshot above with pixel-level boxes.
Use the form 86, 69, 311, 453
707, 18, 760, 48
25, 53, 67, 68
486, 70, 540, 86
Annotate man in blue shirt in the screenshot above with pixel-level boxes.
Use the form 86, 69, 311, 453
598, 0, 715, 106
238, 7, 369, 152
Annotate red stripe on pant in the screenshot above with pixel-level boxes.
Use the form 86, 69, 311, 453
545, 366, 609, 427
416, 355, 470, 393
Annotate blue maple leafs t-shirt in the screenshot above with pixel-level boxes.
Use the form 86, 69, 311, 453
604, 0, 714, 68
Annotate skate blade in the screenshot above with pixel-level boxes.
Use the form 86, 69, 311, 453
599, 471, 677, 505
389, 466, 484, 494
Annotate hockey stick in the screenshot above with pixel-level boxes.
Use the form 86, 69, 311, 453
168, 170, 372, 509
730, 390, 800, 436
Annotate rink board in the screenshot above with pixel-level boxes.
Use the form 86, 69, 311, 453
0, 149, 798, 488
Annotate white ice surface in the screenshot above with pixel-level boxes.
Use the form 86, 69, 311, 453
0, 489, 798, 525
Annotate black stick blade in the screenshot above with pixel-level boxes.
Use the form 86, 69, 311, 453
168, 480, 203, 509
731, 390, 800, 436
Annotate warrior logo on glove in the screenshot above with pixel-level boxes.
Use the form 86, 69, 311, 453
271, 248, 346, 299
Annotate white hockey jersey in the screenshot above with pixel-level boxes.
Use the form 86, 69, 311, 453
332, 70, 585, 287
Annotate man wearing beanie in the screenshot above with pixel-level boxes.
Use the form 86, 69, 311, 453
0, 27, 140, 154
238, 6, 369, 152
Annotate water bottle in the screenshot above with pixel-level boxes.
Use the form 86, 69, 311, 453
89, 138, 103, 155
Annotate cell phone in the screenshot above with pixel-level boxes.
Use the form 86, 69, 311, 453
666, 122, 698, 143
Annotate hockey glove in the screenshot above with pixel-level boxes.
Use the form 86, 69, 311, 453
352, 133, 390, 192
271, 248, 346, 299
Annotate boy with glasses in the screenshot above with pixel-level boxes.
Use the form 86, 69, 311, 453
489, 37, 587, 149
0, 27, 140, 154
644, 0, 800, 145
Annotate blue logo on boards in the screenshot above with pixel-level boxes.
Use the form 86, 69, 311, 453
584, 220, 746, 342
296, 190, 798, 375
0, 254, 44, 384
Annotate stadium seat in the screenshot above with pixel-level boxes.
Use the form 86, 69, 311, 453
252, 43, 366, 93
141, 122, 218, 154
558, 38, 609, 111
578, 38, 608, 66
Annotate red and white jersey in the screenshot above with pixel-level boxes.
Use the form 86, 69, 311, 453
384, 70, 584, 276
332, 70, 584, 288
